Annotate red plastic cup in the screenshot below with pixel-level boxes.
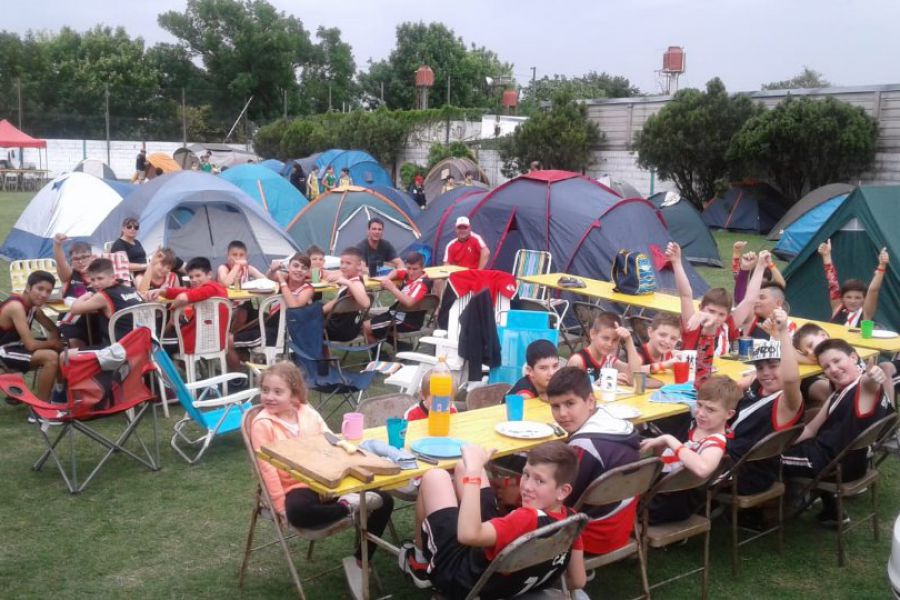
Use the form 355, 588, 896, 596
673, 361, 690, 384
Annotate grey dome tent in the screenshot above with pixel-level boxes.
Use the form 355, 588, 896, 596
767, 183, 854, 241
423, 157, 489, 205
649, 191, 722, 267
702, 182, 788, 234
413, 170, 708, 295
73, 158, 116, 180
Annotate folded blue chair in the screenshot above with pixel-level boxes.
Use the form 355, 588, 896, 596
285, 303, 374, 419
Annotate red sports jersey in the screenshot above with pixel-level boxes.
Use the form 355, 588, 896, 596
444, 233, 487, 269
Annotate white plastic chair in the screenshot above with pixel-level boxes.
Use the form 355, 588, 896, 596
250, 295, 288, 367
10, 258, 61, 295
108, 303, 171, 417
173, 298, 232, 388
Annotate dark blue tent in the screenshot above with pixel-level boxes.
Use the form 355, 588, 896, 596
370, 185, 421, 217
411, 171, 708, 295
315, 149, 392, 188
414, 186, 488, 245
702, 182, 788, 234
649, 191, 722, 267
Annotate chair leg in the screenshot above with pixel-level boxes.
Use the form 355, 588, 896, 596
635, 533, 650, 599
239, 491, 262, 589
306, 541, 316, 561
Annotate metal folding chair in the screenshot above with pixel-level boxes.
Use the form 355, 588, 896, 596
238, 405, 353, 600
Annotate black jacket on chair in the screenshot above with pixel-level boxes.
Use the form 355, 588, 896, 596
457, 289, 502, 382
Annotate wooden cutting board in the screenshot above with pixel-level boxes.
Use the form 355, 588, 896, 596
262, 435, 401, 488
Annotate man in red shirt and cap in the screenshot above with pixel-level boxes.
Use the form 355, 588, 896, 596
443, 216, 489, 269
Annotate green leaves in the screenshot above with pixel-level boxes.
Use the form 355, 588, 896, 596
498, 92, 603, 176
635, 78, 762, 207
728, 97, 878, 199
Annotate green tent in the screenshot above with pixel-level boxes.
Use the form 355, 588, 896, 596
783, 186, 900, 330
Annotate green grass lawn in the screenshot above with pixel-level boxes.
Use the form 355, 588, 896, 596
0, 191, 896, 599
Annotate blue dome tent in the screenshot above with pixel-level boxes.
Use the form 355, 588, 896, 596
315, 149, 393, 188
220, 164, 308, 228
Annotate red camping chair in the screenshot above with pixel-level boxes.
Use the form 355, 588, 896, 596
0, 327, 160, 494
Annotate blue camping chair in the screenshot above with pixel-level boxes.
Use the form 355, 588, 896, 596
152, 345, 258, 464
285, 303, 375, 420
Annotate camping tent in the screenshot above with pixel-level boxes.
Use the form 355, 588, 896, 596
422, 157, 490, 205
220, 164, 308, 228
774, 193, 851, 260
370, 185, 421, 216
73, 158, 116, 180
147, 153, 182, 175
286, 186, 420, 255
126, 172, 297, 271
0, 173, 136, 260
783, 185, 900, 330
414, 186, 489, 243
186, 143, 259, 168
702, 182, 788, 234
259, 158, 285, 173
648, 191, 722, 267
599, 176, 642, 199
0, 119, 47, 168
767, 183, 854, 241
280, 154, 321, 178
414, 170, 708, 294
314, 149, 393, 188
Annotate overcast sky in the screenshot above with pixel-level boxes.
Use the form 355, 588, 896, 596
8, 0, 900, 94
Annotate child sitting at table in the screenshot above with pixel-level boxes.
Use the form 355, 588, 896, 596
249, 362, 394, 599
0, 270, 64, 401
818, 239, 889, 327
52, 234, 95, 346
217, 240, 266, 331
509, 339, 561, 402
398, 441, 587, 597
669, 242, 767, 385
323, 247, 371, 342
135, 248, 180, 299
363, 251, 433, 345
782, 339, 894, 526
637, 313, 680, 382
151, 257, 242, 372
404, 368, 459, 421
640, 375, 741, 524
548, 367, 642, 556
69, 257, 144, 346
567, 313, 641, 386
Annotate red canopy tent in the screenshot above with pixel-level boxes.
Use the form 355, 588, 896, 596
0, 119, 48, 169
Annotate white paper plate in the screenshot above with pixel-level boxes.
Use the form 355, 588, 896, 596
495, 421, 555, 440
871, 329, 899, 339
602, 404, 642, 420
240, 278, 277, 292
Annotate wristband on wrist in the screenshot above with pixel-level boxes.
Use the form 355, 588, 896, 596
675, 445, 686, 459
876, 267, 886, 273
462, 476, 482, 486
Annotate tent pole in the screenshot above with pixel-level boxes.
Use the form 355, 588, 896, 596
105, 83, 111, 166
650, 170, 655, 195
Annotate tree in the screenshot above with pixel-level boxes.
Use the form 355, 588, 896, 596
158, 0, 314, 123
519, 72, 639, 114
762, 67, 830, 91
296, 27, 358, 114
498, 92, 602, 177
727, 96, 878, 200
358, 22, 512, 110
634, 78, 762, 207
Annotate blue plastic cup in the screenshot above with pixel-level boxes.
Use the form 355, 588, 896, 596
386, 417, 408, 449
505, 394, 524, 421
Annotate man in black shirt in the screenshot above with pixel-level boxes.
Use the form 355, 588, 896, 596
356, 218, 403, 277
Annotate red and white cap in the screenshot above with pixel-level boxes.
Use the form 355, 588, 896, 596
455, 216, 471, 227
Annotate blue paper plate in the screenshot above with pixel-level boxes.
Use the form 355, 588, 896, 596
410, 437, 467, 459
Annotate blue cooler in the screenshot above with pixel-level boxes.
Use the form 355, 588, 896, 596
489, 310, 559, 386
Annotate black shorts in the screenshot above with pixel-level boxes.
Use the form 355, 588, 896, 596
422, 488, 499, 598
368, 312, 419, 340
0, 343, 34, 372
233, 323, 278, 349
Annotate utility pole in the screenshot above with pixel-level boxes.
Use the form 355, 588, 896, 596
283, 89, 288, 120
380, 81, 384, 104
16, 77, 23, 128
328, 83, 333, 112
446, 73, 451, 106
105, 83, 111, 165
181, 87, 187, 148
530, 66, 536, 84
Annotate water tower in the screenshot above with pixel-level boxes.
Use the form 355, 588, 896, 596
415, 65, 434, 110
657, 46, 685, 94
501, 89, 519, 115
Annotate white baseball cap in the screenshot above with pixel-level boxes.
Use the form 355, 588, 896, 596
455, 216, 471, 227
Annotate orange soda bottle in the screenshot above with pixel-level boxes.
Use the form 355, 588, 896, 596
428, 356, 453, 436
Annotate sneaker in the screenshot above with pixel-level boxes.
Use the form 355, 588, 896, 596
338, 492, 384, 519
816, 507, 850, 529
342, 556, 364, 600
398, 541, 431, 589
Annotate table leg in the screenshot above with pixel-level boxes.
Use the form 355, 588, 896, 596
359, 491, 370, 600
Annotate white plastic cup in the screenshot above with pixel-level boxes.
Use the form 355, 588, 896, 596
599, 368, 618, 402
